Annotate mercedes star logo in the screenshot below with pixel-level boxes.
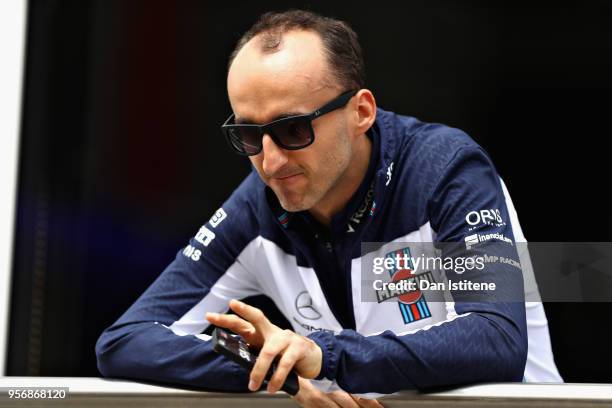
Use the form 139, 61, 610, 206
295, 291, 322, 320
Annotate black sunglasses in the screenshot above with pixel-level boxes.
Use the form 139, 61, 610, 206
221, 89, 359, 156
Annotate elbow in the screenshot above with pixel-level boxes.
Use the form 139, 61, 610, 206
477, 311, 528, 382
504, 309, 528, 382
94, 321, 158, 379
505, 331, 528, 382
488, 317, 528, 382
95, 326, 126, 378
95, 330, 113, 377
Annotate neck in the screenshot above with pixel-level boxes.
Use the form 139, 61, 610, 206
309, 134, 372, 227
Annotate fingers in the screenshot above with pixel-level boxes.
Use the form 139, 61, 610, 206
229, 299, 271, 331
267, 338, 301, 393
265, 331, 323, 393
293, 377, 342, 408
206, 312, 252, 333
350, 395, 385, 408
249, 330, 291, 391
327, 391, 361, 408
209, 300, 322, 394
206, 312, 259, 341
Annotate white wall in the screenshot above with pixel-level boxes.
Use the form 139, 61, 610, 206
0, 0, 27, 376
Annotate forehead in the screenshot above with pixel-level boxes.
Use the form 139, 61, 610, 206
227, 30, 334, 123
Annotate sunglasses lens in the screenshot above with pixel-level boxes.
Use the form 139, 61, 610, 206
273, 119, 312, 148
223, 117, 313, 155
227, 127, 261, 155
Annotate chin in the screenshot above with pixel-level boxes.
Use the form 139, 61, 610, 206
277, 192, 315, 213
278, 198, 308, 213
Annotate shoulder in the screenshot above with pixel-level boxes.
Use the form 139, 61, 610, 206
377, 107, 492, 190
374, 108, 502, 233
192, 170, 267, 254
379, 108, 479, 164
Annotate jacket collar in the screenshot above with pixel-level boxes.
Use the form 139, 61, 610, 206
266, 108, 398, 237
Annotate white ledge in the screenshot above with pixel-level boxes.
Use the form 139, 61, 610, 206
1, 377, 611, 407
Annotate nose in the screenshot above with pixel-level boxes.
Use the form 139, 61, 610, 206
261, 133, 288, 177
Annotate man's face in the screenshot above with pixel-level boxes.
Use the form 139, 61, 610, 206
227, 30, 354, 212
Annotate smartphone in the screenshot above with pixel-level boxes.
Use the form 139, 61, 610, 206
211, 327, 300, 395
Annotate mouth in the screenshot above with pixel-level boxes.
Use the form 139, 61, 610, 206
270, 173, 305, 187
275, 173, 302, 180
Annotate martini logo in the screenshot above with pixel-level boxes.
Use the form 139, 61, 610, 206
376, 247, 432, 324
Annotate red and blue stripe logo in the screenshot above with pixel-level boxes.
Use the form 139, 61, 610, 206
278, 212, 290, 229
386, 247, 431, 324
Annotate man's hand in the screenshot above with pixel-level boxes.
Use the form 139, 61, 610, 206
206, 299, 323, 393
293, 377, 385, 408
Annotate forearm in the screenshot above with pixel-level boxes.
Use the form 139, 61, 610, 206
308, 303, 527, 394
96, 321, 250, 391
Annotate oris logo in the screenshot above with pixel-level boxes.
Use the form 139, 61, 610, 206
465, 209, 506, 230
295, 291, 321, 320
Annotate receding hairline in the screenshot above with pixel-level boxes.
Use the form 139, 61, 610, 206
229, 28, 342, 91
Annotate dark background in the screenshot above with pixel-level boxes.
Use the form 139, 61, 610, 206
7, 0, 612, 382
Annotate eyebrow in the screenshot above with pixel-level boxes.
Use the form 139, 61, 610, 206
234, 111, 306, 125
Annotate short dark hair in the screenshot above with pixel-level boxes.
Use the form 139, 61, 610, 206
228, 10, 365, 91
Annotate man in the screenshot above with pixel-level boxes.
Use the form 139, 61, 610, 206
96, 9, 562, 406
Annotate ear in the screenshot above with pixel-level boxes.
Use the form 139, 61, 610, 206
351, 89, 377, 137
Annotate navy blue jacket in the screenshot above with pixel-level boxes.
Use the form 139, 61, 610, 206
96, 108, 561, 394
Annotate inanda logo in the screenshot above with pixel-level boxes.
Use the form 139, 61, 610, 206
465, 232, 514, 250
295, 291, 322, 320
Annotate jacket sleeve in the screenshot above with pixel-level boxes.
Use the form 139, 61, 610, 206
95, 174, 263, 391
308, 145, 528, 394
